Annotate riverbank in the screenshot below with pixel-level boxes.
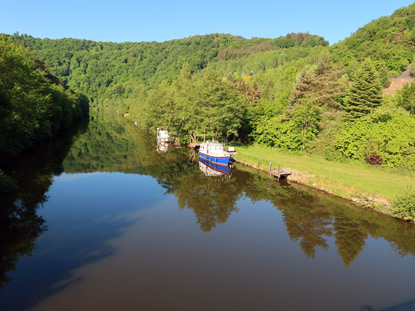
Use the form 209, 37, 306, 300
232, 144, 415, 222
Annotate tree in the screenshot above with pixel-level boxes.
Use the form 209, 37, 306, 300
142, 80, 175, 129
196, 70, 245, 141
343, 58, 383, 121
291, 98, 321, 152
0, 35, 88, 160
395, 82, 415, 114
290, 55, 346, 110
335, 104, 415, 168
173, 63, 199, 143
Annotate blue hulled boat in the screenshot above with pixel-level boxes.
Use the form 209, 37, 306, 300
198, 141, 231, 166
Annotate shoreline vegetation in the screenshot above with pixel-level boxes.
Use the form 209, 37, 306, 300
0, 35, 89, 193
230, 144, 415, 223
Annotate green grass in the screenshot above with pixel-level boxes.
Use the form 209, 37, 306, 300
233, 144, 415, 202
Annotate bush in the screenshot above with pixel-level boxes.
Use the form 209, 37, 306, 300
366, 152, 383, 165
308, 117, 345, 161
392, 187, 415, 221
335, 105, 415, 168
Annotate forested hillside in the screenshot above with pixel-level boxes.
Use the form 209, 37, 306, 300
5, 3, 415, 169
10, 32, 327, 109
0, 35, 89, 163
331, 4, 415, 76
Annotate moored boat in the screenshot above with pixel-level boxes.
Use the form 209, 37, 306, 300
199, 141, 231, 166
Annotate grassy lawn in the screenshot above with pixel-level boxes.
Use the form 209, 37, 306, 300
232, 144, 415, 202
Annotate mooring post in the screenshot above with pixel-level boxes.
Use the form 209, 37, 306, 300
278, 164, 281, 181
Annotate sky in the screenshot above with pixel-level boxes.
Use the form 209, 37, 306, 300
1, 0, 414, 45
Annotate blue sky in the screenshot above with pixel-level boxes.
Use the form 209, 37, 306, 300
1, 0, 414, 45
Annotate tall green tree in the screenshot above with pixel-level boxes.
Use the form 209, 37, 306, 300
291, 98, 321, 152
290, 55, 346, 110
395, 82, 415, 114
196, 70, 245, 140
142, 80, 175, 129
343, 59, 383, 121
173, 63, 198, 143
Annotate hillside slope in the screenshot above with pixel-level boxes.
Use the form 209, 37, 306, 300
0, 35, 89, 162
9, 33, 327, 105
331, 3, 415, 75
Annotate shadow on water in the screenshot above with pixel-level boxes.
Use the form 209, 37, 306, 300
3, 215, 138, 311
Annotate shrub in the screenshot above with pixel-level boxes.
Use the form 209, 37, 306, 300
335, 105, 415, 168
366, 152, 383, 165
392, 187, 415, 221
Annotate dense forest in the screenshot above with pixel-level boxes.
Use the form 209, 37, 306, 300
4, 4, 415, 170
0, 35, 90, 194
0, 36, 89, 162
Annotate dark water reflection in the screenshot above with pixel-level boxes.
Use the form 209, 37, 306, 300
1, 111, 415, 311
0, 119, 89, 289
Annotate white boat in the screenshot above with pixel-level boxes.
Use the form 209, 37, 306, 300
199, 141, 231, 166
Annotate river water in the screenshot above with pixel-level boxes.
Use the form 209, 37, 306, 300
1, 111, 415, 311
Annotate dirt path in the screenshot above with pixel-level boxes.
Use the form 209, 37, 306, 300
383, 64, 414, 95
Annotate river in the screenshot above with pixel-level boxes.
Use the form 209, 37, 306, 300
1, 111, 415, 311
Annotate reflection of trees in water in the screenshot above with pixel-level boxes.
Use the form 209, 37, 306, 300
174, 167, 241, 232
63, 112, 139, 173
63, 110, 192, 179
0, 122, 85, 288
243, 175, 333, 259
282, 203, 333, 259
219, 168, 331, 258
275, 183, 415, 265
168, 162, 415, 266
59, 111, 415, 267
0, 196, 46, 288
276, 186, 370, 264
201, 166, 415, 266
333, 210, 368, 267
